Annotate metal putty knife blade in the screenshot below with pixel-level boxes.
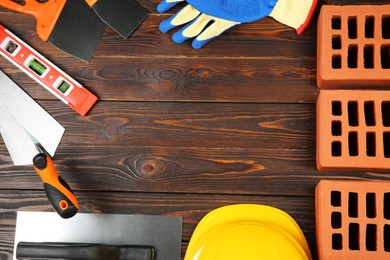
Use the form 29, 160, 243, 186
89, 0, 148, 39
48, 0, 106, 61
0, 70, 64, 165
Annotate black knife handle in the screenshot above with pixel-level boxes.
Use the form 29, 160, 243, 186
16, 242, 156, 260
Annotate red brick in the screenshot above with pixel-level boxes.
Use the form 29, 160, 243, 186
317, 5, 390, 88
316, 180, 390, 259
317, 90, 390, 171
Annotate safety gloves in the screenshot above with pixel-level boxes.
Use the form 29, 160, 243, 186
158, 0, 318, 49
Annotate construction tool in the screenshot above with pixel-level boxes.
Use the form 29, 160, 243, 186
32, 143, 79, 219
85, 0, 148, 39
0, 0, 106, 61
16, 242, 155, 260
14, 212, 183, 260
0, 70, 78, 218
0, 24, 98, 116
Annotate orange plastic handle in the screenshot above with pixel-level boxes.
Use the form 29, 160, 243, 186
34, 154, 79, 218
0, 0, 66, 41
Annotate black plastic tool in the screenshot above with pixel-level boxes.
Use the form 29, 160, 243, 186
16, 242, 156, 260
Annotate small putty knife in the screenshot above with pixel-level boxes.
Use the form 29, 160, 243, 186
85, 0, 148, 39
0, 69, 63, 165
0, 70, 78, 218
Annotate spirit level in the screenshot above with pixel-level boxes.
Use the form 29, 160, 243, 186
0, 24, 97, 116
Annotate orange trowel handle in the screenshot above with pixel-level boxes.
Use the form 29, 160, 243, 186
33, 153, 79, 219
0, 0, 66, 41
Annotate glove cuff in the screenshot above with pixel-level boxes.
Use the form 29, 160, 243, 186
269, 0, 318, 34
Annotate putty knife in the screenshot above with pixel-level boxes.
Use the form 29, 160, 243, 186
0, 0, 106, 61
0, 70, 64, 165
0, 70, 78, 218
85, 0, 148, 39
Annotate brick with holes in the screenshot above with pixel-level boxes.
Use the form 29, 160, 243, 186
317, 90, 390, 171
316, 180, 390, 259
317, 5, 390, 88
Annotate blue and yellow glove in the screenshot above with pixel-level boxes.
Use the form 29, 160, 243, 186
158, 0, 317, 49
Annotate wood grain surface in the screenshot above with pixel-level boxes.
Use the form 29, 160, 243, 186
0, 0, 389, 259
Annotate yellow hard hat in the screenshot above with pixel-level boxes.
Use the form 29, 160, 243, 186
184, 204, 312, 260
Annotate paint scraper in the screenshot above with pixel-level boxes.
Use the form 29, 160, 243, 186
85, 0, 148, 39
0, 70, 78, 218
0, 0, 106, 62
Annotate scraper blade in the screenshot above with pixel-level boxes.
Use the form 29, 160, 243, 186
48, 0, 106, 61
86, 0, 148, 39
0, 70, 64, 165
0, 107, 39, 166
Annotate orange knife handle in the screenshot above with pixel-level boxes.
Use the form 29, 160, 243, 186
33, 153, 79, 219
0, 0, 66, 41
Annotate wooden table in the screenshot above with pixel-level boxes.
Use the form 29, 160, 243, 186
0, 0, 388, 258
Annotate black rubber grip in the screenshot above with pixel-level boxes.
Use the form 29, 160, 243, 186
44, 183, 78, 219
16, 242, 156, 260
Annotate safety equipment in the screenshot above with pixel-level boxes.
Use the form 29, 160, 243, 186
158, 0, 318, 48
184, 204, 312, 260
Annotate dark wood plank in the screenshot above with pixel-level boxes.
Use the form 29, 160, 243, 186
95, 16, 318, 59
2, 101, 317, 149
0, 54, 319, 103
1, 144, 389, 196
0, 101, 388, 196
0, 191, 317, 259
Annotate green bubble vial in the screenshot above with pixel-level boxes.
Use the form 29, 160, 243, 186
28, 58, 47, 76
58, 80, 71, 94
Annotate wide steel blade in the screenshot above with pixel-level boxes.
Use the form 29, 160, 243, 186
48, 0, 106, 62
